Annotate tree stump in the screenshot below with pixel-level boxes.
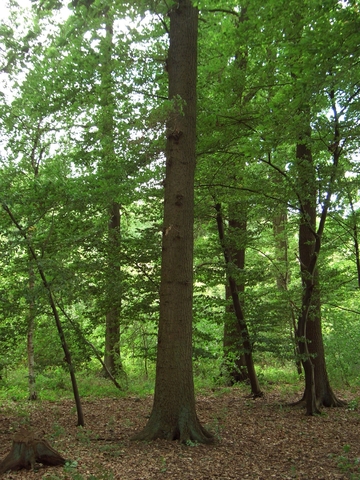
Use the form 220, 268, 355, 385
0, 428, 66, 474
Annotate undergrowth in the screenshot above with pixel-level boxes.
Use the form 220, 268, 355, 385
0, 358, 351, 403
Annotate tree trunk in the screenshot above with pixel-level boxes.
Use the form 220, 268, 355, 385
273, 208, 302, 375
1, 203, 85, 426
296, 129, 344, 414
216, 204, 263, 398
223, 214, 249, 384
224, 286, 248, 384
347, 192, 360, 289
27, 261, 37, 401
0, 429, 66, 474
132, 0, 212, 443
104, 202, 122, 376
99, 13, 122, 377
27, 142, 41, 401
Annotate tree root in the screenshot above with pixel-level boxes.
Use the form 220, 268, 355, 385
288, 392, 346, 411
131, 413, 214, 444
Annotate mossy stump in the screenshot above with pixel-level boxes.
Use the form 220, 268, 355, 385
0, 428, 66, 474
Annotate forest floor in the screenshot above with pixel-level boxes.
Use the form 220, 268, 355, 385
0, 385, 360, 480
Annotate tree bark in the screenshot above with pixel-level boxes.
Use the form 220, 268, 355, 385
27, 260, 37, 401
273, 208, 302, 375
132, 0, 213, 443
296, 120, 344, 414
26, 131, 42, 402
223, 213, 249, 384
347, 192, 360, 289
104, 202, 122, 376
224, 285, 248, 384
99, 12, 123, 378
216, 204, 263, 398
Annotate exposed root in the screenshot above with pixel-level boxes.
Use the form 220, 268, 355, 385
288, 392, 346, 410
131, 413, 214, 444
288, 398, 306, 408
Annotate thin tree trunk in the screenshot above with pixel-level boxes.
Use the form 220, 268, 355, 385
273, 208, 302, 375
224, 285, 248, 384
99, 13, 122, 377
132, 0, 212, 443
27, 256, 37, 401
104, 202, 122, 376
216, 203, 263, 398
348, 194, 360, 288
1, 203, 85, 427
26, 134, 42, 401
223, 213, 249, 384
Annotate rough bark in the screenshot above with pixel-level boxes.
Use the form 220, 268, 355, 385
216, 204, 263, 398
0, 429, 66, 474
132, 0, 212, 444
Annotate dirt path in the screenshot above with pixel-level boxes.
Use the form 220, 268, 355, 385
1, 388, 359, 479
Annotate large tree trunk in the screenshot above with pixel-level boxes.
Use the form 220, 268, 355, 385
132, 0, 212, 443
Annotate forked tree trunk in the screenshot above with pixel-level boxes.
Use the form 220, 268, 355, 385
296, 124, 344, 414
132, 0, 212, 444
216, 204, 263, 398
0, 429, 65, 474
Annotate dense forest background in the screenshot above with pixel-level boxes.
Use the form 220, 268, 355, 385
0, 0, 359, 419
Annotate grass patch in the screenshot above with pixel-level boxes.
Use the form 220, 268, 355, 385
0, 366, 154, 401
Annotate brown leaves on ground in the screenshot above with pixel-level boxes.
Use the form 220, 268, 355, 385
1, 387, 360, 479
